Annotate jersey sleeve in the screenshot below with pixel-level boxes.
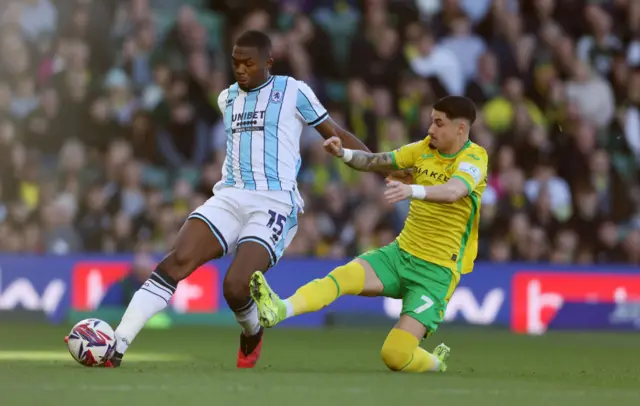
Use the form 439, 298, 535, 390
452, 149, 488, 195
217, 89, 229, 113
295, 81, 328, 127
390, 142, 423, 170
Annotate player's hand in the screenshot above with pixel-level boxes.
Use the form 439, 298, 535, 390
384, 180, 413, 204
386, 169, 413, 185
323, 136, 344, 157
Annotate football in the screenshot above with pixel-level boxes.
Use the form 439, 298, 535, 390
66, 318, 116, 366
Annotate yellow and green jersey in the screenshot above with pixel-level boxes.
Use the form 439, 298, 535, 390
390, 136, 488, 274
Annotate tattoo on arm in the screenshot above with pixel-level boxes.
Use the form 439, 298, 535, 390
346, 151, 396, 172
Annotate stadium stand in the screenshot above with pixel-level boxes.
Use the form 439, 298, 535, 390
0, 0, 638, 264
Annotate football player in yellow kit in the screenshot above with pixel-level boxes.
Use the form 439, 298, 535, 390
250, 96, 488, 373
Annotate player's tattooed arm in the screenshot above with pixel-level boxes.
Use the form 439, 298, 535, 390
317, 119, 411, 182
346, 151, 396, 172
323, 136, 398, 172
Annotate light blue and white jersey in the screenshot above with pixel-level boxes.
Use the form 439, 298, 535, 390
215, 75, 328, 212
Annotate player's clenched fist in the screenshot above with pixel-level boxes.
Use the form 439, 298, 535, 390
387, 169, 413, 185
323, 136, 344, 157
384, 179, 413, 204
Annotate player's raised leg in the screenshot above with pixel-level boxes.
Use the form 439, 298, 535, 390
250, 258, 384, 327
222, 241, 273, 368
224, 191, 301, 368
380, 315, 449, 373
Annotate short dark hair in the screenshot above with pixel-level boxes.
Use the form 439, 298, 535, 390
235, 30, 272, 56
433, 96, 476, 125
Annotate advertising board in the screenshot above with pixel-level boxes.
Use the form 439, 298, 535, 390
1, 255, 638, 333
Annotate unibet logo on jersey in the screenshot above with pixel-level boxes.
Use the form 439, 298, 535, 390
217, 76, 328, 199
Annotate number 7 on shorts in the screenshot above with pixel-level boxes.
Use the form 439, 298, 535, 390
414, 295, 434, 314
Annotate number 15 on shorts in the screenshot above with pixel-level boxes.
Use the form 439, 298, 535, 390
267, 210, 286, 244
415, 295, 434, 314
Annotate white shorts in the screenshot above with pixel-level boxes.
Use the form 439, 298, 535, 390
188, 186, 298, 267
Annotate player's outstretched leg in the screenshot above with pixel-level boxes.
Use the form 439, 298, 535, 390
380, 315, 450, 373
250, 259, 379, 327
106, 219, 224, 367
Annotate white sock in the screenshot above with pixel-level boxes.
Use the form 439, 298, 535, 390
234, 300, 261, 336
282, 299, 294, 318
431, 355, 440, 371
114, 271, 177, 354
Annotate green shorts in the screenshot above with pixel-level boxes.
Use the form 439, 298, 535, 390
358, 241, 459, 334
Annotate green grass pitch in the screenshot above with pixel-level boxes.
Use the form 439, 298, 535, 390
0, 324, 638, 406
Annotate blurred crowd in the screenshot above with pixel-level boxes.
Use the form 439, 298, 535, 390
0, 0, 639, 264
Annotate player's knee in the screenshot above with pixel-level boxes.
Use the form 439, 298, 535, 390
328, 265, 350, 281
327, 262, 365, 296
158, 248, 196, 282
222, 273, 250, 307
380, 328, 418, 372
380, 341, 412, 372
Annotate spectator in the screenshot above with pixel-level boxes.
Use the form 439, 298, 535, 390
287, 14, 339, 81
98, 244, 155, 307
10, 75, 39, 119
104, 68, 140, 126
345, 78, 374, 147
596, 221, 626, 263
576, 5, 622, 77
529, 184, 561, 240
550, 228, 579, 264
107, 159, 146, 218
565, 61, 615, 128
525, 160, 572, 222
24, 87, 63, 154
489, 237, 511, 263
622, 68, 640, 161
41, 194, 82, 255
515, 125, 553, 175
483, 77, 545, 135
17, 0, 58, 41
521, 226, 550, 262
622, 229, 640, 265
85, 96, 125, 151
498, 167, 530, 219
408, 30, 464, 96
440, 15, 486, 83
465, 51, 500, 105
157, 98, 211, 169
0, 81, 12, 119
569, 183, 602, 247
76, 183, 110, 252
120, 21, 156, 91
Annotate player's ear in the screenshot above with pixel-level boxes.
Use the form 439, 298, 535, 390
265, 57, 274, 71
458, 119, 467, 135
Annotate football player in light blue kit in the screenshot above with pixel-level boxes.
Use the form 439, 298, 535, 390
72, 30, 401, 368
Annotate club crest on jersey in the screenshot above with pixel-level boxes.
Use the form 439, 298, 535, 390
270, 90, 283, 104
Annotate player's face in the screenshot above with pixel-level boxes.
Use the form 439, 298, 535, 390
231, 46, 273, 91
428, 109, 464, 150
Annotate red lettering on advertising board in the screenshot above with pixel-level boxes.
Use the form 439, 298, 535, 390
512, 272, 640, 334
72, 262, 219, 313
